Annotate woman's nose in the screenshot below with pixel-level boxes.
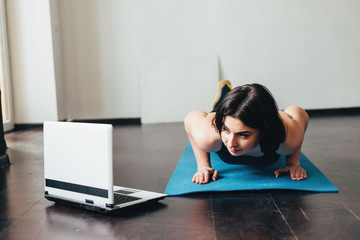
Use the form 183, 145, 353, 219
227, 134, 237, 147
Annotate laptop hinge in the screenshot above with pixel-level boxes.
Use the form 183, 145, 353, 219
106, 203, 114, 208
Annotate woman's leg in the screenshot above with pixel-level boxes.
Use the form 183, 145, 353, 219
211, 80, 232, 112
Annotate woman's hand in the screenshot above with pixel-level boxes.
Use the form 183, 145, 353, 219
274, 165, 307, 181
192, 166, 218, 184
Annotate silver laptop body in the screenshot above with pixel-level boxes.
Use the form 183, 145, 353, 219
44, 121, 166, 213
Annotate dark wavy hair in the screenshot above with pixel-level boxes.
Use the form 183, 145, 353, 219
213, 83, 286, 155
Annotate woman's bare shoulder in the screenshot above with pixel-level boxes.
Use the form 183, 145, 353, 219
278, 107, 309, 154
184, 111, 222, 152
283, 106, 309, 127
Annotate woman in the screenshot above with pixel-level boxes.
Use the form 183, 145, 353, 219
184, 80, 309, 184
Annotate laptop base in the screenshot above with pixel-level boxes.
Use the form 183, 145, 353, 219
45, 191, 166, 214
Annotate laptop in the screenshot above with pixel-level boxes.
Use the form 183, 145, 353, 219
44, 121, 167, 213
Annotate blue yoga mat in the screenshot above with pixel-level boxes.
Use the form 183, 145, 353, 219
165, 142, 338, 196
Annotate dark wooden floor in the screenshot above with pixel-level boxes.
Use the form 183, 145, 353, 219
0, 114, 359, 239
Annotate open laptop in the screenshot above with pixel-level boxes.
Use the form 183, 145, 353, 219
44, 121, 167, 213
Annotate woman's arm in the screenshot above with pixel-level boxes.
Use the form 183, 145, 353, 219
275, 148, 307, 180
274, 106, 309, 181
184, 111, 222, 184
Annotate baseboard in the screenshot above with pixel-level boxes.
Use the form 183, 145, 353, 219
14, 123, 43, 131
13, 118, 141, 131
72, 118, 141, 125
306, 107, 360, 117
10, 108, 360, 132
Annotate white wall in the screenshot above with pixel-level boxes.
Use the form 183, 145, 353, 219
216, 1, 360, 110
49, 0, 66, 121
53, 0, 141, 120
52, 0, 360, 121
6, 0, 58, 124
6, 0, 360, 124
140, 56, 219, 123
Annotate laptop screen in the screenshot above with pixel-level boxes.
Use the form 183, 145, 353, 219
44, 121, 113, 205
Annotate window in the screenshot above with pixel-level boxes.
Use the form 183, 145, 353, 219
0, 0, 14, 132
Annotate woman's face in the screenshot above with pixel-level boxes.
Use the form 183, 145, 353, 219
220, 115, 261, 156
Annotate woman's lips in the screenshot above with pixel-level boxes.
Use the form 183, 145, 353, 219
228, 147, 241, 154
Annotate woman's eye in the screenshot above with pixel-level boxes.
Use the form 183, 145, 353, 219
222, 126, 229, 132
238, 133, 250, 138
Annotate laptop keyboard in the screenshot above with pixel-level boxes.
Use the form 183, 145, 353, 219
113, 193, 141, 205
